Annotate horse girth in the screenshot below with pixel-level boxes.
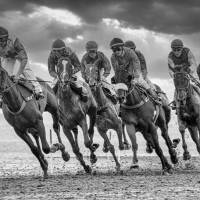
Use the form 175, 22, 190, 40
121, 97, 149, 109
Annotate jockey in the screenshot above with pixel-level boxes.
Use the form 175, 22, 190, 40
110, 37, 160, 104
48, 39, 88, 102
81, 40, 118, 104
124, 40, 159, 95
0, 26, 44, 100
168, 39, 199, 109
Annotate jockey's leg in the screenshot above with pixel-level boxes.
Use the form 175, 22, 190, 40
139, 77, 161, 105
22, 65, 44, 99
70, 80, 88, 102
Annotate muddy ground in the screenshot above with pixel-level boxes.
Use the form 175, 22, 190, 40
1, 154, 200, 200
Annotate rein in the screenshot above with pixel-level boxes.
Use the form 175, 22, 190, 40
120, 84, 149, 109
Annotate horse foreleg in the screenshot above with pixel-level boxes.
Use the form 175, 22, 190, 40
63, 126, 91, 173
188, 126, 200, 154
180, 129, 191, 160
72, 127, 79, 148
97, 126, 121, 172
14, 128, 48, 178
88, 106, 99, 151
149, 122, 172, 174
80, 119, 97, 165
126, 124, 139, 169
122, 122, 131, 150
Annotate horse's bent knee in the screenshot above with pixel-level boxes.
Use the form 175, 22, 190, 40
43, 147, 50, 154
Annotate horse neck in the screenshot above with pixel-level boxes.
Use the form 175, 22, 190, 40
95, 83, 108, 106
3, 81, 23, 112
126, 86, 142, 106
59, 83, 75, 107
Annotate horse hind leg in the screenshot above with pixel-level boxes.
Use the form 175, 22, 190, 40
188, 126, 200, 155
97, 126, 121, 173
157, 110, 178, 164
15, 128, 48, 178
148, 122, 172, 174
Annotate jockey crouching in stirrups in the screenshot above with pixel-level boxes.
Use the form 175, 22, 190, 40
48, 39, 88, 102
110, 37, 161, 105
0, 26, 44, 106
81, 40, 118, 105
168, 39, 200, 110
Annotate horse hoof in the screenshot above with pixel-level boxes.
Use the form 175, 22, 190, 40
43, 172, 48, 179
146, 147, 153, 154
172, 138, 180, 148
62, 151, 70, 162
92, 143, 99, 151
85, 165, 92, 174
115, 166, 121, 174
90, 154, 97, 164
103, 147, 109, 153
183, 152, 191, 161
130, 164, 139, 169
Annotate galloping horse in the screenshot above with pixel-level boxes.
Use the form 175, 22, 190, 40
0, 66, 69, 178
56, 59, 98, 173
88, 70, 129, 172
173, 66, 200, 160
117, 78, 178, 173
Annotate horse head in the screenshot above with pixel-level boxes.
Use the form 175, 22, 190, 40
56, 57, 74, 94
173, 71, 190, 105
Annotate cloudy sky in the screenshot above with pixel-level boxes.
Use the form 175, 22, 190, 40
1, 0, 200, 98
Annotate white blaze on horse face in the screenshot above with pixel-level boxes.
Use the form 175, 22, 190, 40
61, 60, 71, 81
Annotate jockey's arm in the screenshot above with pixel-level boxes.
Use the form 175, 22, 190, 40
80, 56, 87, 81
48, 54, 57, 78
129, 50, 142, 80
188, 50, 198, 78
138, 52, 148, 78
69, 52, 81, 75
14, 38, 28, 77
168, 56, 175, 78
101, 53, 111, 78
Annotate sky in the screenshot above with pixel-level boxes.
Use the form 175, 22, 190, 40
1, 0, 200, 99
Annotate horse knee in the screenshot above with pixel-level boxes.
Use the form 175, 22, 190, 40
84, 141, 92, 148
43, 147, 50, 154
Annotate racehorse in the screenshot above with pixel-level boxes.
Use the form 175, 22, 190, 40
56, 59, 98, 174
116, 78, 178, 173
88, 69, 129, 173
0, 66, 69, 178
172, 66, 200, 160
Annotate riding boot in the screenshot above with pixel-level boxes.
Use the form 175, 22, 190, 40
0, 95, 2, 108
147, 89, 162, 105
109, 94, 118, 105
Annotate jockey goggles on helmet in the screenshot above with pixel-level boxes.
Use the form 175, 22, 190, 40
112, 46, 123, 53
172, 47, 182, 52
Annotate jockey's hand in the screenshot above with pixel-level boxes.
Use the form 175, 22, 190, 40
10, 75, 18, 83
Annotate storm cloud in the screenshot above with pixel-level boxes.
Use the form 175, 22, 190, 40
1, 0, 200, 34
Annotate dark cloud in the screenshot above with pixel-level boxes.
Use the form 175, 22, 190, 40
1, 0, 200, 34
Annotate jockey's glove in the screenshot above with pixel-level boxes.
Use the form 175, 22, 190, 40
10, 75, 19, 83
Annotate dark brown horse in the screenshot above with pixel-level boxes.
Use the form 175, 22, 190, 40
173, 66, 200, 160
89, 70, 129, 172
0, 66, 69, 178
117, 83, 176, 168
56, 59, 98, 173
117, 80, 178, 173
